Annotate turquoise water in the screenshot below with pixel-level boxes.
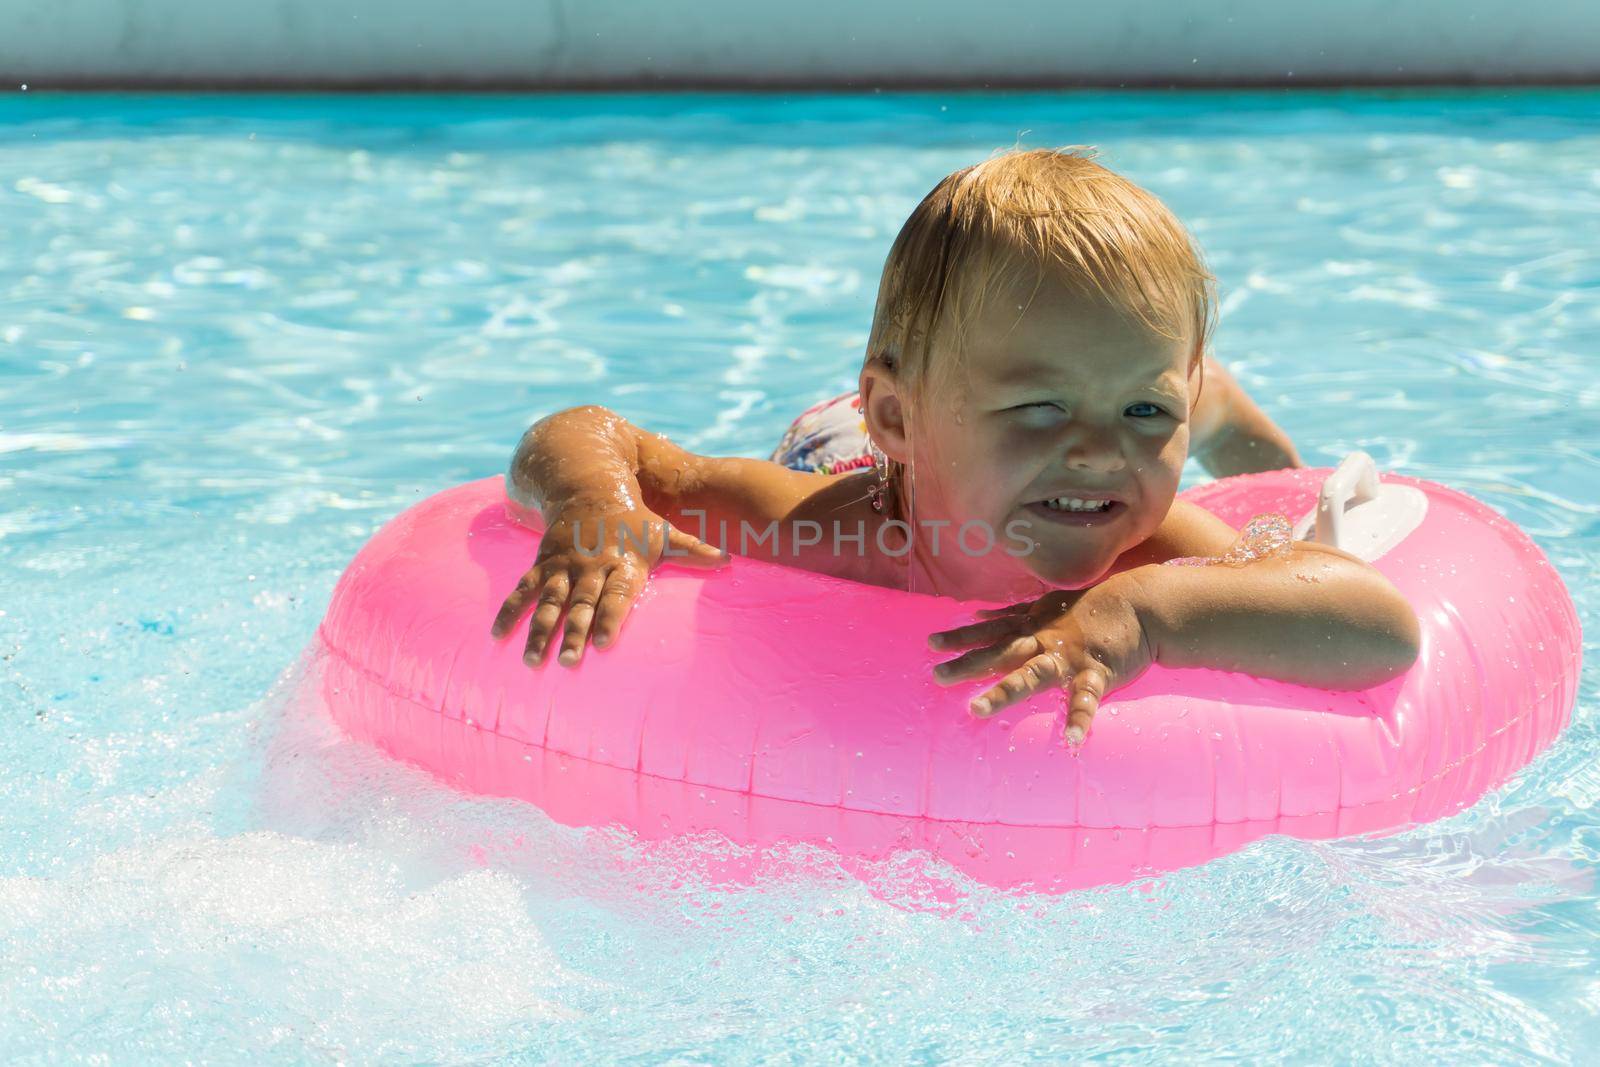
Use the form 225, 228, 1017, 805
2, 91, 1597, 1062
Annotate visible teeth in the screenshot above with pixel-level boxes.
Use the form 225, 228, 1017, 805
1042, 497, 1112, 512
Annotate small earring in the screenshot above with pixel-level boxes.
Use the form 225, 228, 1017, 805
868, 450, 891, 514
868, 465, 889, 513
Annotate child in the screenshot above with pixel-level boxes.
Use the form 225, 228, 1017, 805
491, 149, 1418, 745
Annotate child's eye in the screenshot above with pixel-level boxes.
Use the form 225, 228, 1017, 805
1125, 402, 1166, 418
1010, 401, 1066, 414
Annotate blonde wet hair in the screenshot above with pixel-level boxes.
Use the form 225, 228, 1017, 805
864, 147, 1217, 513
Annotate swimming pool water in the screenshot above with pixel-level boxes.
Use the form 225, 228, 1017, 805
2, 91, 1597, 1062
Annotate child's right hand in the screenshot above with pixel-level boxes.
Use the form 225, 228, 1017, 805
490, 503, 728, 667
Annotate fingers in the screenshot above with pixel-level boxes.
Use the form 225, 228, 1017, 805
968, 650, 1069, 717
928, 614, 1027, 652
496, 515, 723, 668
1065, 666, 1107, 745
662, 526, 730, 570
556, 570, 608, 667
964, 654, 1110, 748
502, 564, 643, 665
591, 563, 644, 649
522, 570, 572, 665
934, 633, 1039, 688
490, 569, 542, 639
973, 601, 1030, 620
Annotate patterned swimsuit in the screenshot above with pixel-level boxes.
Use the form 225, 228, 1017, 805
768, 391, 877, 474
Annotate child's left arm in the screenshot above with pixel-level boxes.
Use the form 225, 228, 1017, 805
929, 543, 1420, 745
1189, 356, 1303, 476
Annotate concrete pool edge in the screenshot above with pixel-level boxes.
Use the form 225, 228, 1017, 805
5, 0, 1599, 90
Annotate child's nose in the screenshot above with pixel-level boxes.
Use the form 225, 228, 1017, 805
1062, 437, 1127, 474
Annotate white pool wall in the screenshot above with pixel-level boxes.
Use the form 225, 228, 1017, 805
3, 0, 1597, 87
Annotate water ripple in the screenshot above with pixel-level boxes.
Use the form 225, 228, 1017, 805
2, 91, 1599, 1062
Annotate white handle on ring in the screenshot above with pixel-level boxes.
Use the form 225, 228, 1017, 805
1313, 451, 1382, 550
1293, 451, 1428, 561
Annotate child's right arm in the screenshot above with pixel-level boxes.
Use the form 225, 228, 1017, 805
491, 405, 831, 666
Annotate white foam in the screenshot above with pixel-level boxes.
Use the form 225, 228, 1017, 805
0, 830, 580, 1060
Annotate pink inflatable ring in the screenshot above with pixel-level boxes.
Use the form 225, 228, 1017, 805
312, 460, 1581, 891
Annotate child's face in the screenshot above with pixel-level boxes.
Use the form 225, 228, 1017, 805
910, 273, 1193, 589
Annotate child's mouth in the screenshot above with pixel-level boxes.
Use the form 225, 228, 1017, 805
1025, 496, 1124, 525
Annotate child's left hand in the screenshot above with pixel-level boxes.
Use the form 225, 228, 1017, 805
928, 576, 1153, 745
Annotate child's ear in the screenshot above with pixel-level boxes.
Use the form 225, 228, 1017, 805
859, 359, 911, 465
